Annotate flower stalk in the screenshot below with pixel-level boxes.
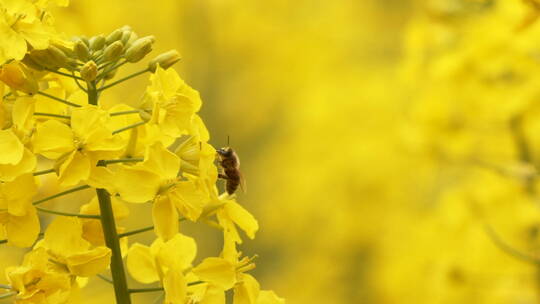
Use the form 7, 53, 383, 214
96, 187, 132, 304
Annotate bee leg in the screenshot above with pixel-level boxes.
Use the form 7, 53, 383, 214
218, 173, 229, 180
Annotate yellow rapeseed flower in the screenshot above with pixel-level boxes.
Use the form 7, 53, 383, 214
0, 0, 56, 63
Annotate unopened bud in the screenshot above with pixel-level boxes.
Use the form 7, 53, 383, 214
139, 109, 152, 122
103, 41, 124, 61
74, 40, 90, 61
120, 30, 133, 46
80, 60, 98, 82
0, 62, 39, 94
22, 55, 44, 71
148, 50, 181, 72
47, 45, 70, 68
120, 25, 132, 32
106, 29, 123, 45
28, 50, 57, 69
103, 67, 118, 80
78, 36, 90, 47
125, 36, 154, 63
92, 50, 103, 61
89, 35, 106, 51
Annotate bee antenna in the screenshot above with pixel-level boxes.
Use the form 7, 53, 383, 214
227, 135, 230, 146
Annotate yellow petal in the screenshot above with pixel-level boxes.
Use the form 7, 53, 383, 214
0, 22, 27, 62
70, 106, 106, 140
87, 165, 116, 194
126, 243, 159, 284
80, 219, 104, 247
35, 86, 68, 116
0, 61, 38, 93
163, 270, 187, 304
156, 233, 197, 271
142, 142, 180, 180
190, 114, 209, 142
153, 196, 179, 241
225, 201, 259, 239
66, 246, 111, 277
44, 216, 90, 256
192, 257, 236, 290
0, 148, 36, 182
6, 205, 39, 247
80, 196, 130, 219
200, 285, 226, 304
57, 150, 91, 187
17, 21, 53, 50
32, 120, 74, 159
168, 180, 206, 221
256, 291, 285, 304
234, 274, 260, 304
3, 173, 37, 216
12, 95, 35, 132
115, 166, 161, 203
0, 129, 23, 165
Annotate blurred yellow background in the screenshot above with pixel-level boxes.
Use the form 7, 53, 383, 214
6, 0, 540, 303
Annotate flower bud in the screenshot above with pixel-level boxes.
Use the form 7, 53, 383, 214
28, 50, 57, 69
103, 41, 124, 62
74, 40, 90, 61
80, 60, 98, 82
103, 67, 118, 80
125, 36, 154, 63
92, 50, 103, 61
0, 62, 39, 94
89, 35, 106, 51
106, 29, 123, 45
22, 55, 44, 71
79, 36, 90, 47
148, 50, 181, 72
47, 45, 70, 68
138, 109, 152, 122
120, 30, 133, 46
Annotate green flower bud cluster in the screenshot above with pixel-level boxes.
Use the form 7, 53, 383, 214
20, 25, 182, 85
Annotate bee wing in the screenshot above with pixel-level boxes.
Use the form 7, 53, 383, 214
239, 171, 247, 193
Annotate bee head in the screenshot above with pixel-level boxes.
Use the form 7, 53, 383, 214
217, 147, 233, 157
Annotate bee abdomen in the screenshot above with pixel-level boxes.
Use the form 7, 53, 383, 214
226, 178, 240, 194
225, 168, 240, 194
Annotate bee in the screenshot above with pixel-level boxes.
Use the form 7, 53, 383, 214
216, 146, 245, 195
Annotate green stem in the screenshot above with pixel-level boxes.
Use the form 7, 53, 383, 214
0, 284, 10, 290
128, 281, 205, 294
37, 92, 81, 108
96, 186, 132, 304
33, 168, 55, 176
98, 68, 149, 92
112, 121, 146, 135
97, 274, 114, 285
110, 110, 140, 117
45, 68, 84, 80
88, 82, 98, 106
128, 287, 163, 294
0, 291, 16, 299
485, 224, 540, 265
101, 158, 144, 165
73, 72, 88, 92
33, 185, 90, 206
118, 217, 186, 238
98, 60, 127, 78
34, 112, 70, 119
36, 207, 100, 219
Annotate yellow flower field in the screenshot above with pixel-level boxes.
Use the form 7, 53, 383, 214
1, 0, 540, 303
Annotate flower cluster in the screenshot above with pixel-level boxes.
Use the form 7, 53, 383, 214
0, 1, 283, 303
